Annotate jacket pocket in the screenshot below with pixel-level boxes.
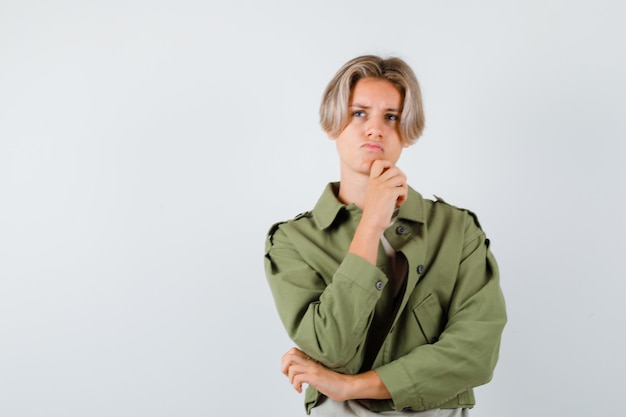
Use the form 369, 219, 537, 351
412, 293, 446, 344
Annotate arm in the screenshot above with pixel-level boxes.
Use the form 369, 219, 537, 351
375, 216, 507, 411
281, 347, 391, 401
279, 226, 505, 409
265, 230, 386, 373
265, 162, 408, 373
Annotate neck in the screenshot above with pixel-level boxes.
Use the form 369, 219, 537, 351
337, 171, 369, 210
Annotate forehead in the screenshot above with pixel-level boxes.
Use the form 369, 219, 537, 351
350, 77, 402, 108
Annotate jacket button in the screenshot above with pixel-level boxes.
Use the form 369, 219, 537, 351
375, 280, 384, 290
417, 264, 425, 274
396, 225, 408, 235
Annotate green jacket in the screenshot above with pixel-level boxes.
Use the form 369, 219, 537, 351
265, 183, 506, 413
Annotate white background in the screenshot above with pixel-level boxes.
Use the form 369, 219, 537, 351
1, 1, 625, 416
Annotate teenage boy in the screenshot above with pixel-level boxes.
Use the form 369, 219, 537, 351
265, 55, 507, 416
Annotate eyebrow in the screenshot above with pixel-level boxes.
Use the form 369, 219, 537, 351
350, 103, 401, 113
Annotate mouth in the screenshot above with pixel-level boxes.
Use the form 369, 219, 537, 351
362, 142, 383, 152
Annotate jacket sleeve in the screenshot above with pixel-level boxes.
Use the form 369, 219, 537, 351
375, 215, 507, 411
264, 222, 387, 374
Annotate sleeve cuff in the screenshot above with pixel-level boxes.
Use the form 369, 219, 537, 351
375, 360, 420, 410
335, 252, 389, 294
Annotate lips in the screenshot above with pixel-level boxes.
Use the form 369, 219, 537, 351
363, 142, 383, 152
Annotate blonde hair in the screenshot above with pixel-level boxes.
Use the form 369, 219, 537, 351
319, 55, 425, 146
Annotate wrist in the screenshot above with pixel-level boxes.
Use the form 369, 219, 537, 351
349, 371, 391, 400
359, 211, 388, 234
348, 223, 381, 264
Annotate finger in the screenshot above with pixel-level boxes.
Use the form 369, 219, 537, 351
375, 171, 406, 192
383, 172, 405, 188
282, 353, 315, 376
281, 347, 306, 373
396, 192, 408, 206
287, 363, 308, 389
369, 159, 392, 178
377, 166, 405, 182
290, 366, 316, 394
375, 171, 406, 199
292, 374, 305, 393
281, 352, 297, 375
281, 355, 302, 376
396, 184, 409, 206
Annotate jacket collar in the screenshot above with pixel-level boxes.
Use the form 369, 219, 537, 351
312, 182, 425, 230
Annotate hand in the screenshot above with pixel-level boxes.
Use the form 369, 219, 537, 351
361, 160, 408, 231
281, 347, 351, 401
347, 160, 407, 264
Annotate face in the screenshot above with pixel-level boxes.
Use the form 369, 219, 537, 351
330, 77, 407, 177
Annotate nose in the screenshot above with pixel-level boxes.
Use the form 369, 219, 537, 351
366, 117, 384, 140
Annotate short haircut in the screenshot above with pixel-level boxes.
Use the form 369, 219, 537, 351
319, 55, 425, 146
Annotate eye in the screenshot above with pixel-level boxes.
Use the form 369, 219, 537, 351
385, 113, 399, 121
352, 110, 366, 118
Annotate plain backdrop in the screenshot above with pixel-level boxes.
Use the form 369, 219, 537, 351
1, 1, 625, 416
